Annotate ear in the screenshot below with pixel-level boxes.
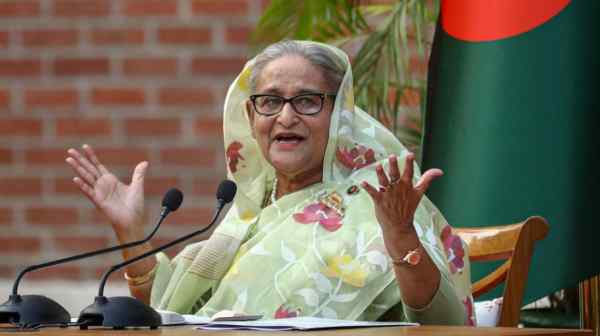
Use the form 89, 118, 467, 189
245, 100, 256, 139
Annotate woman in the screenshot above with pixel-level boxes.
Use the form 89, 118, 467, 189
66, 41, 474, 325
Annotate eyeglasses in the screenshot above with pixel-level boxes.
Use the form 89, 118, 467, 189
249, 93, 336, 116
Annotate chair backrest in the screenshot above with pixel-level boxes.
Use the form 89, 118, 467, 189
453, 216, 550, 327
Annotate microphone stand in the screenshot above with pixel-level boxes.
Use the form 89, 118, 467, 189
0, 193, 179, 328
77, 198, 229, 329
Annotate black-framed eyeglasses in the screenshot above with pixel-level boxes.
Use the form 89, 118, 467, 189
249, 93, 336, 116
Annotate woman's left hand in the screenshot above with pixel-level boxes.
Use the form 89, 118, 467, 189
361, 153, 443, 257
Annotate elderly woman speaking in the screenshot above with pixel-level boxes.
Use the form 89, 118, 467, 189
66, 41, 474, 325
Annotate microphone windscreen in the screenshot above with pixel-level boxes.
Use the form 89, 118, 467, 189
162, 188, 184, 212
216, 180, 237, 204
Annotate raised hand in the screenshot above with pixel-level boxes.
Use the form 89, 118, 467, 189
361, 153, 443, 255
66, 144, 148, 241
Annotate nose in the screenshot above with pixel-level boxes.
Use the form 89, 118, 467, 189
276, 101, 299, 127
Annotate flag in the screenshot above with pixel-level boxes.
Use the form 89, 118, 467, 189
422, 0, 600, 303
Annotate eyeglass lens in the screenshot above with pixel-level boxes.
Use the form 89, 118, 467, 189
254, 94, 323, 115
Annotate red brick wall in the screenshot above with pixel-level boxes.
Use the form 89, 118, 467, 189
0, 0, 261, 282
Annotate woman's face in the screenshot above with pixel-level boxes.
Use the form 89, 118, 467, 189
247, 55, 335, 181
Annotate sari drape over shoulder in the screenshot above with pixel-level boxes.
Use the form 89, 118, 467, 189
150, 41, 475, 325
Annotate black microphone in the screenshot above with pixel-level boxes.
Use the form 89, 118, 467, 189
0, 188, 183, 328
77, 180, 237, 330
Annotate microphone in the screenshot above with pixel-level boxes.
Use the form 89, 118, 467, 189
77, 180, 237, 329
0, 188, 183, 328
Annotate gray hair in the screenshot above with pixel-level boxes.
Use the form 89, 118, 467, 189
249, 40, 346, 94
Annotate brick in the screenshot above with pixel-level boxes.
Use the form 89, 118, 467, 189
158, 87, 213, 106
0, 177, 42, 196
0, 148, 12, 164
53, 0, 110, 17
160, 148, 216, 166
0, 207, 12, 225
144, 177, 180, 196
53, 177, 79, 194
124, 118, 180, 136
91, 28, 144, 45
192, 56, 245, 75
27, 265, 81, 280
24, 88, 78, 108
191, 0, 248, 15
0, 266, 14, 278
0, 89, 9, 108
25, 148, 67, 165
0, 119, 42, 136
0, 59, 41, 77
94, 147, 150, 166
0, 31, 8, 47
56, 117, 112, 136
157, 27, 211, 45
192, 177, 224, 196
93, 266, 124, 280
225, 26, 251, 45
0, 1, 40, 17
194, 117, 222, 137
23, 29, 78, 47
168, 206, 213, 225
54, 236, 110, 252
124, 0, 178, 16
26, 206, 79, 226
123, 58, 178, 76
54, 58, 109, 76
91, 88, 145, 106
0, 237, 41, 253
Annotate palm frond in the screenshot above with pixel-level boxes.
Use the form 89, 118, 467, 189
250, 0, 370, 53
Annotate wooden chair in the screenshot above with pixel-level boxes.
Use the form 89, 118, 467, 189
453, 216, 550, 327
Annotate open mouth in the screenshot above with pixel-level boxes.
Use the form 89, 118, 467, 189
273, 133, 305, 143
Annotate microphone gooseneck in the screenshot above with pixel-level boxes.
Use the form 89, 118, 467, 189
11, 188, 183, 296
96, 180, 236, 297
77, 180, 235, 329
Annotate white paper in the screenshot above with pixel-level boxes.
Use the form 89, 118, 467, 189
196, 316, 417, 331
157, 310, 211, 325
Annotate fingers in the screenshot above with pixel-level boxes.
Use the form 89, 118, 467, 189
131, 161, 149, 184
72, 176, 96, 202
387, 155, 401, 183
361, 181, 381, 201
401, 152, 415, 184
81, 144, 109, 175
67, 147, 101, 182
375, 164, 390, 190
415, 168, 444, 195
66, 156, 97, 187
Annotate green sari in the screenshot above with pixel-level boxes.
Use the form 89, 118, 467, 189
150, 41, 474, 325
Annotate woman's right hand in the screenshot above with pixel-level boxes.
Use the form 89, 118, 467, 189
66, 144, 148, 242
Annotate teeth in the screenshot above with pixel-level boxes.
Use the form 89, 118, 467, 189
277, 138, 300, 143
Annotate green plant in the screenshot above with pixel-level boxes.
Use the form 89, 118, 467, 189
251, 0, 440, 153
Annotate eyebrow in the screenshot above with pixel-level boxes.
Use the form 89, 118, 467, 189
256, 88, 324, 96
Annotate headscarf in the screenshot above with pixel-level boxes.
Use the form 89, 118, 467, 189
151, 41, 474, 323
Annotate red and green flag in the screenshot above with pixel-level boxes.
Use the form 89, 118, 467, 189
422, 0, 600, 303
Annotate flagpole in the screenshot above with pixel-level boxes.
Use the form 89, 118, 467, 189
580, 275, 599, 336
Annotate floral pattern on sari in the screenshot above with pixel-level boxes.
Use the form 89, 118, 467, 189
441, 225, 465, 274
462, 296, 476, 326
292, 202, 343, 232
274, 304, 301, 318
336, 144, 376, 170
226, 141, 244, 173
322, 255, 369, 287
